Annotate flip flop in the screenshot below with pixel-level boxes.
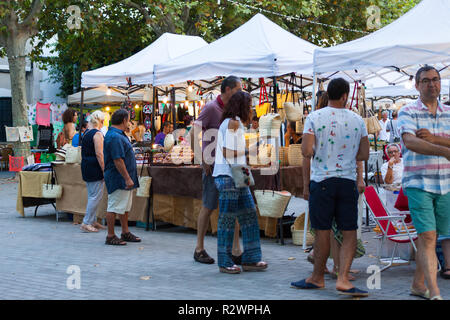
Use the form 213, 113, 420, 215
337, 287, 369, 297
410, 287, 430, 299
440, 269, 450, 279
291, 279, 324, 290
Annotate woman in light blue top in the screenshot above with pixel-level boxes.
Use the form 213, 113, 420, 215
213, 91, 267, 274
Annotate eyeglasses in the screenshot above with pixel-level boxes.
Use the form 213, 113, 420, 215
388, 150, 399, 154
419, 77, 440, 85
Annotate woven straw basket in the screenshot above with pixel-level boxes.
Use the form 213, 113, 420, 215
288, 144, 303, 166
284, 102, 302, 122
291, 212, 314, 246
279, 147, 289, 167
259, 113, 282, 137
295, 118, 305, 134
254, 190, 291, 218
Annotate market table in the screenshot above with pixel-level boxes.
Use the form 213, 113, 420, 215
49, 163, 303, 237
147, 165, 304, 237
16, 171, 57, 217
52, 163, 148, 223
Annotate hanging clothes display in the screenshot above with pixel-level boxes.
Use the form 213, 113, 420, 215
5, 126, 19, 142
18, 126, 33, 142
50, 103, 68, 124
37, 124, 54, 150
27, 103, 36, 125
35, 102, 52, 126
29, 124, 39, 147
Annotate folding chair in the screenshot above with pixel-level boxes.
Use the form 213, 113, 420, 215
363, 186, 417, 271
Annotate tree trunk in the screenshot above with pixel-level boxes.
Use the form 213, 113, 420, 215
7, 33, 30, 160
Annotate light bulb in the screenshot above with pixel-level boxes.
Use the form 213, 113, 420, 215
185, 100, 189, 107
106, 88, 112, 96
105, 107, 110, 111
135, 104, 139, 109
163, 97, 168, 104
404, 77, 414, 89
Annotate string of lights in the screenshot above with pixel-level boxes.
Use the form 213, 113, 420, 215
225, 0, 370, 35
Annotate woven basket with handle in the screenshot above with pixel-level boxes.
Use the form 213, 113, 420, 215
254, 190, 291, 218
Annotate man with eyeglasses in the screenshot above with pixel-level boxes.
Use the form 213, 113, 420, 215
380, 144, 403, 185
398, 66, 450, 300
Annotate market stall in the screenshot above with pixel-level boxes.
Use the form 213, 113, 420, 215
50, 162, 303, 237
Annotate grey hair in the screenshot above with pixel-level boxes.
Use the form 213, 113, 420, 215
387, 143, 400, 152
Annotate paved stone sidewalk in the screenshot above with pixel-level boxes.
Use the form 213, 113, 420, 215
0, 179, 448, 300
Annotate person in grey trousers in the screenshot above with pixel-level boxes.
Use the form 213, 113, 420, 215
80, 110, 106, 232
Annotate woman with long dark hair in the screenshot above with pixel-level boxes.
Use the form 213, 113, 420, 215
212, 91, 268, 274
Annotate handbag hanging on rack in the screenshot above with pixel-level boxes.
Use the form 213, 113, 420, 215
255, 78, 271, 118
136, 153, 152, 197
42, 164, 63, 199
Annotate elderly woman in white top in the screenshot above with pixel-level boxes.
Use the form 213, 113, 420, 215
381, 143, 404, 185
213, 91, 268, 274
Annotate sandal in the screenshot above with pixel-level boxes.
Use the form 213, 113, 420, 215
105, 235, 127, 245
120, 232, 141, 242
242, 261, 268, 271
219, 265, 241, 274
93, 222, 106, 230
80, 223, 98, 233
194, 250, 215, 264
440, 269, 450, 279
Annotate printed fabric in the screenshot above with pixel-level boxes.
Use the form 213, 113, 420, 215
303, 106, 368, 182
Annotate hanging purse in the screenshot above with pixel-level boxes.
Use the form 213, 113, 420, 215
65, 145, 81, 164
42, 164, 63, 199
136, 153, 152, 197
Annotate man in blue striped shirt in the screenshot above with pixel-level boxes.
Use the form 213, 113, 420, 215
398, 66, 450, 300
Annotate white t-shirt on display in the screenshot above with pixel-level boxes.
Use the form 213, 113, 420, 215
303, 107, 368, 183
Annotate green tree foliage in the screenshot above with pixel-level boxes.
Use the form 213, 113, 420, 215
32, 0, 421, 97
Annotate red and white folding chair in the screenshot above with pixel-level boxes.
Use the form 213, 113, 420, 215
363, 186, 417, 271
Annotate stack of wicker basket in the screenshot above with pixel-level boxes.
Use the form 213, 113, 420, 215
278, 146, 289, 167
288, 144, 303, 166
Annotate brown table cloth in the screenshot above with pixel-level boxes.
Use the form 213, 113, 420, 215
16, 171, 54, 216
53, 163, 149, 222
49, 163, 302, 237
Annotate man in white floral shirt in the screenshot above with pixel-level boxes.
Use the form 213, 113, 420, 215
291, 78, 369, 297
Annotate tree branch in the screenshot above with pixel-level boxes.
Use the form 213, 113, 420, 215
20, 0, 43, 28
122, 0, 152, 24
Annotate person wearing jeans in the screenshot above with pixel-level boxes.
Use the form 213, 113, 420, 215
81, 110, 106, 232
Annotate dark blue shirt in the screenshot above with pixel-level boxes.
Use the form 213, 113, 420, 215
103, 127, 139, 194
81, 129, 103, 182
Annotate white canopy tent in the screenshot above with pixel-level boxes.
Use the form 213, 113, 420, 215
68, 86, 200, 105
68, 86, 144, 104
81, 33, 208, 88
313, 0, 450, 95
153, 13, 318, 86
366, 81, 450, 99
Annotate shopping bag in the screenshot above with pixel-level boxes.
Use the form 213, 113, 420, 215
5, 126, 19, 142
9, 156, 24, 172
65, 145, 81, 164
